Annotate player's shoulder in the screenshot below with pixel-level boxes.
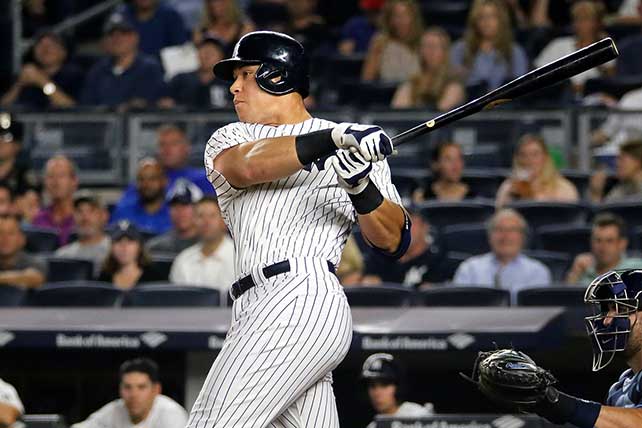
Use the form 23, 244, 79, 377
208, 122, 251, 143
155, 394, 188, 413
396, 401, 433, 417
607, 368, 642, 407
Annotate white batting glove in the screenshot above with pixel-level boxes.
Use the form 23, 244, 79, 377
330, 123, 394, 162
331, 149, 372, 195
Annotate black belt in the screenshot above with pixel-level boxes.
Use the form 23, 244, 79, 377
231, 260, 336, 299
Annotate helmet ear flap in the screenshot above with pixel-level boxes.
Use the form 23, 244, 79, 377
255, 63, 294, 95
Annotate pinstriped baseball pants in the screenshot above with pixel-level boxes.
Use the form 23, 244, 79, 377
186, 258, 353, 428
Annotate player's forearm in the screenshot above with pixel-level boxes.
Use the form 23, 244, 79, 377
358, 200, 405, 253
595, 406, 642, 428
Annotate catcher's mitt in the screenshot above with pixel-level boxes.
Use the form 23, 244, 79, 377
461, 349, 559, 411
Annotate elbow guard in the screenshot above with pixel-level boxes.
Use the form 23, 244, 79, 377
369, 211, 411, 260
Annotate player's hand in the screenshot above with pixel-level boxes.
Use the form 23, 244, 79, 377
331, 149, 372, 195
331, 123, 393, 162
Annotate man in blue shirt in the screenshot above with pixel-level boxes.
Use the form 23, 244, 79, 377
110, 158, 171, 235
80, 13, 166, 111
117, 0, 188, 58
453, 208, 551, 301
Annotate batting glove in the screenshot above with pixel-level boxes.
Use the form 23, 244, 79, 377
331, 149, 372, 194
331, 123, 393, 162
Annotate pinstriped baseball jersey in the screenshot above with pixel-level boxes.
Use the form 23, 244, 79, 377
204, 117, 403, 278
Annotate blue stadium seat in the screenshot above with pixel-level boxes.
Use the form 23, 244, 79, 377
47, 257, 94, 282
439, 251, 470, 281
391, 168, 428, 198
29, 281, 122, 306
149, 255, 174, 281
23, 226, 59, 253
343, 285, 413, 307
439, 223, 490, 255
418, 286, 510, 307
0, 286, 26, 306
516, 286, 587, 307
123, 284, 220, 307
417, 200, 495, 230
507, 202, 588, 230
461, 170, 506, 197
523, 250, 572, 282
594, 202, 642, 231
462, 146, 503, 169
535, 224, 592, 256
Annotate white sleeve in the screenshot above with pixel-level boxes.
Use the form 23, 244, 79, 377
204, 122, 253, 206
0, 380, 24, 414
453, 260, 472, 284
157, 399, 188, 428
168, 255, 183, 284
71, 402, 117, 428
369, 159, 403, 205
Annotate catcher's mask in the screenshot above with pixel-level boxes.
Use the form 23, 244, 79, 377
584, 269, 642, 371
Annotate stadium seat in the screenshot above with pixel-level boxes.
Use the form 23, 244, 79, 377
535, 224, 592, 256
584, 75, 642, 99
461, 170, 506, 197
561, 170, 590, 199
391, 168, 429, 198
343, 285, 413, 307
507, 201, 588, 230
0, 286, 26, 306
439, 223, 490, 255
516, 286, 587, 307
47, 257, 94, 282
593, 202, 642, 230
439, 251, 470, 280
23, 226, 59, 253
123, 284, 220, 307
29, 281, 122, 307
418, 286, 510, 307
149, 255, 175, 281
417, 200, 495, 230
462, 146, 503, 169
523, 250, 572, 282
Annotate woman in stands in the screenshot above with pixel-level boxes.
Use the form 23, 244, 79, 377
496, 134, 579, 208
391, 27, 465, 111
414, 140, 477, 203
450, 0, 528, 91
361, 0, 423, 83
97, 221, 164, 289
535, 1, 613, 95
193, 0, 254, 54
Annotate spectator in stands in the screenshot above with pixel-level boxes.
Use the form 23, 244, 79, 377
566, 213, 642, 285
72, 358, 187, 428
169, 196, 234, 296
55, 191, 110, 277
146, 180, 200, 254
337, 235, 365, 286
111, 158, 171, 235
0, 378, 24, 428
363, 210, 447, 288
160, 36, 231, 109
591, 87, 642, 147
337, 0, 383, 55
118, 124, 214, 211
33, 155, 78, 245
450, 0, 529, 91
453, 209, 551, 295
80, 14, 166, 112
1, 30, 81, 110
116, 0, 189, 58
495, 134, 579, 207
98, 221, 166, 289
392, 28, 465, 111
612, 0, 642, 25
0, 184, 14, 216
0, 115, 37, 197
361, 0, 423, 83
589, 140, 642, 203
14, 188, 41, 225
288, 0, 331, 55
414, 141, 476, 203
535, 1, 613, 95
615, 10, 642, 78
193, 0, 254, 54
0, 214, 46, 289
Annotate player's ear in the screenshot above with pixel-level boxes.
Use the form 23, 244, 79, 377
153, 382, 162, 395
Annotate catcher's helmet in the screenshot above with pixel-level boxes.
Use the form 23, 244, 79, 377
213, 31, 309, 98
584, 269, 642, 371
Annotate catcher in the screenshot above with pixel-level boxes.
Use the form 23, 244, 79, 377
466, 269, 642, 428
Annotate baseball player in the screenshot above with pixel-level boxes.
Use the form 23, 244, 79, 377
186, 31, 411, 428
361, 353, 433, 428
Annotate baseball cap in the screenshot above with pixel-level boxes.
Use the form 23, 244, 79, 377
0, 113, 23, 144
198, 35, 226, 52
73, 190, 104, 208
166, 179, 203, 205
109, 220, 142, 241
103, 13, 135, 35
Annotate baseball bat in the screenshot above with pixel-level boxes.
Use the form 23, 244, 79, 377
391, 37, 619, 146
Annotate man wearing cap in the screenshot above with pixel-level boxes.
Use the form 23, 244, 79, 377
0, 114, 37, 197
80, 13, 166, 111
145, 179, 200, 254
0, 214, 47, 289
55, 191, 111, 277
1, 30, 82, 110
0, 378, 24, 428
161, 36, 232, 109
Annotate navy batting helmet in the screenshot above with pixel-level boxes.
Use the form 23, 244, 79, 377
213, 31, 309, 98
361, 353, 400, 383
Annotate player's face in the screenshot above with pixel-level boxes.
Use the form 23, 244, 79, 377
74, 203, 107, 239
120, 372, 160, 423
624, 312, 642, 360
435, 144, 464, 183
616, 152, 641, 181
367, 381, 398, 414
489, 214, 524, 260
112, 237, 141, 266
157, 130, 190, 170
591, 225, 627, 268
196, 201, 226, 241
230, 65, 282, 124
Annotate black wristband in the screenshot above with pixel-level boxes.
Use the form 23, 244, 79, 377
349, 180, 384, 215
535, 388, 601, 428
295, 129, 336, 166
